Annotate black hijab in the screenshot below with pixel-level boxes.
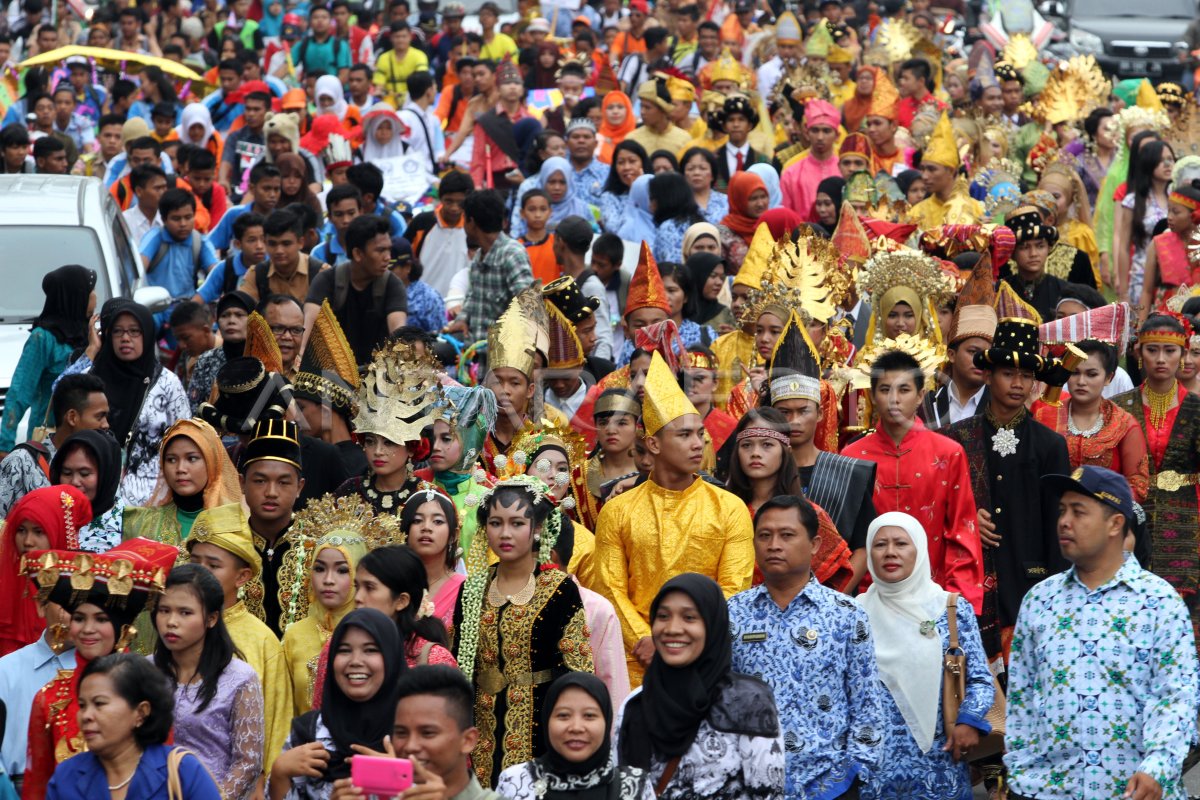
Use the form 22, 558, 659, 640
50, 429, 122, 517
534, 672, 615, 799
216, 290, 255, 359
618, 573, 731, 769
321, 608, 407, 780
816, 177, 845, 227
34, 265, 96, 349
684, 253, 728, 326
90, 299, 159, 447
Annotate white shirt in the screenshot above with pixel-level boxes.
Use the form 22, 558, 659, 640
579, 272, 614, 361
400, 100, 447, 175
947, 382, 987, 424
725, 142, 750, 180
757, 57, 785, 105
545, 378, 588, 420
123, 205, 161, 247
1103, 366, 1135, 399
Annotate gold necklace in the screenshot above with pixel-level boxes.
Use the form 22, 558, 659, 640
487, 573, 536, 607
1145, 380, 1178, 429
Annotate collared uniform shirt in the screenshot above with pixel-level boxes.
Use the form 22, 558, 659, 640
573, 158, 609, 211
0, 635, 75, 776
724, 142, 751, 180
122, 204, 161, 247
461, 232, 534, 343
729, 581, 886, 800
1005, 554, 1199, 800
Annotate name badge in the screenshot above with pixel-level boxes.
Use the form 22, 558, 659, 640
741, 631, 768, 643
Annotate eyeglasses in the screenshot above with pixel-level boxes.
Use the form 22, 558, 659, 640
111, 327, 142, 339
270, 325, 305, 338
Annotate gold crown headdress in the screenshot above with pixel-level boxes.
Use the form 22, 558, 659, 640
280, 493, 402, 629
981, 158, 1023, 222
858, 249, 956, 326
1166, 99, 1200, 160
850, 333, 946, 391
487, 285, 549, 377
1000, 34, 1040, 70
742, 232, 840, 327
1115, 104, 1170, 150
353, 339, 444, 446
706, 48, 750, 90
506, 418, 589, 513
293, 299, 360, 415
1033, 55, 1107, 126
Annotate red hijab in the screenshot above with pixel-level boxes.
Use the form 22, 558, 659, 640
0, 485, 92, 657
843, 66, 878, 135
760, 208, 804, 239
720, 172, 768, 244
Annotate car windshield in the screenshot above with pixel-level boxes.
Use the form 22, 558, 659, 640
0, 227, 110, 323
1075, 0, 1193, 16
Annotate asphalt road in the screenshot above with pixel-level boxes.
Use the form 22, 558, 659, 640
970, 766, 1200, 797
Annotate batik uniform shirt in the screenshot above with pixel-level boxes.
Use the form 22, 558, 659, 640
729, 580, 886, 800
574, 160, 609, 210
1005, 554, 1200, 800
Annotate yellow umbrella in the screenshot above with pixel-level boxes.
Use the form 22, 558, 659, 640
18, 45, 207, 84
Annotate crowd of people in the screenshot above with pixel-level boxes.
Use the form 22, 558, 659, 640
1, 0, 1200, 798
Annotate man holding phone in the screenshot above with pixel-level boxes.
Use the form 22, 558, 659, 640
330, 665, 507, 800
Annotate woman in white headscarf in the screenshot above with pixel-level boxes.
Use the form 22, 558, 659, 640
858, 512, 994, 800
747, 162, 782, 209
615, 173, 655, 245
361, 102, 406, 162
177, 103, 221, 159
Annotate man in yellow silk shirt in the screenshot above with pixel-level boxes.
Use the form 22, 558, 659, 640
594, 352, 755, 686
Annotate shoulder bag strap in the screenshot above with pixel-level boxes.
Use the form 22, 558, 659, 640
123, 364, 162, 461
946, 592, 960, 650
418, 640, 434, 665
655, 756, 681, 797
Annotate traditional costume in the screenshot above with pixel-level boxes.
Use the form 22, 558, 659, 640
452, 474, 594, 787
594, 352, 755, 685
335, 338, 444, 513
1112, 321, 1200, 641
1000, 207, 1068, 323
292, 299, 366, 479
924, 253, 998, 429
185, 504, 292, 773
841, 334, 984, 612
711, 225, 772, 410
243, 418, 306, 638
20, 540, 176, 800
279, 494, 399, 714
864, 71, 911, 177
940, 317, 1071, 659
906, 113, 983, 229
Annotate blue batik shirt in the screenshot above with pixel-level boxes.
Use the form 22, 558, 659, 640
729, 579, 887, 800
1005, 553, 1200, 800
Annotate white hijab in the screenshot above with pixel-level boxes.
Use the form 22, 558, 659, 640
177, 103, 215, 147
315, 74, 349, 121
857, 511, 949, 753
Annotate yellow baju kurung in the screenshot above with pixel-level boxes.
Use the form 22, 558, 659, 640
593, 476, 754, 685
224, 600, 292, 772
625, 124, 693, 158
282, 615, 339, 716
1062, 219, 1101, 270
711, 328, 756, 410
907, 192, 985, 229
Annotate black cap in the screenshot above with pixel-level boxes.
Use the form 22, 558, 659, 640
1043, 466, 1136, 524
198, 357, 293, 435
556, 215, 594, 252
544, 275, 600, 323
240, 418, 303, 473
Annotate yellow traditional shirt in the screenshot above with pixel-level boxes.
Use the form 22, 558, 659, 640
907, 192, 984, 230
593, 475, 754, 684
625, 124, 693, 159
224, 600, 292, 772
1062, 219, 1101, 270
711, 328, 756, 410
282, 615, 337, 716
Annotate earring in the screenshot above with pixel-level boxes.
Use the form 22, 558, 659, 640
115, 624, 137, 653
49, 623, 69, 655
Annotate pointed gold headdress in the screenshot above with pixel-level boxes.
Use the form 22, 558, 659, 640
487, 285, 550, 377
242, 311, 284, 375
642, 351, 699, 437
1033, 55, 1108, 126
293, 299, 360, 415
923, 112, 961, 170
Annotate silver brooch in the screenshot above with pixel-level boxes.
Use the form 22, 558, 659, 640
991, 428, 1019, 458
919, 620, 936, 637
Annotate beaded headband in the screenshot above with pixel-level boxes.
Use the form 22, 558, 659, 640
736, 427, 791, 445
1140, 330, 1187, 347
769, 373, 821, 404
1169, 191, 1200, 212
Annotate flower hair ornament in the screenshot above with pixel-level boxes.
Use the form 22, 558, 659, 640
456, 473, 562, 681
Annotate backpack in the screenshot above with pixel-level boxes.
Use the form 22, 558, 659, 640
148, 230, 206, 289
295, 36, 345, 73
219, 254, 241, 295
251, 256, 330, 309
13, 441, 50, 480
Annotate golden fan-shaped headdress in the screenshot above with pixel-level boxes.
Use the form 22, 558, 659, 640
1000, 34, 1040, 70
353, 339, 444, 446
849, 333, 946, 391
742, 232, 840, 326
1033, 55, 1108, 126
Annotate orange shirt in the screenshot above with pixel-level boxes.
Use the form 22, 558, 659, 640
610, 29, 645, 62
521, 233, 560, 284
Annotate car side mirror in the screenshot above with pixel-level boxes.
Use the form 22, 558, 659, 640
132, 286, 172, 313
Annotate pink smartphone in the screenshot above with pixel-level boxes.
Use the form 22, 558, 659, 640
351, 756, 414, 797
